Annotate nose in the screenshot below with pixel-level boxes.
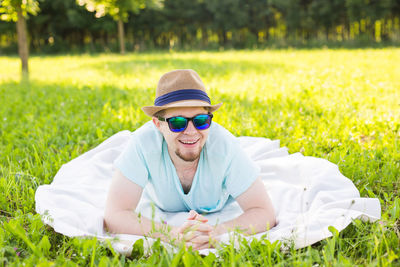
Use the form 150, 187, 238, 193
183, 120, 197, 134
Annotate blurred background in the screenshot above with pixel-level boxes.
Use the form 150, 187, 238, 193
1, 0, 400, 56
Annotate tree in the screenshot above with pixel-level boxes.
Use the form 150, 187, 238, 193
310, 0, 346, 40
241, 0, 273, 44
77, 0, 158, 54
28, 0, 113, 53
161, 0, 212, 48
0, 0, 40, 77
268, 0, 305, 39
204, 0, 248, 46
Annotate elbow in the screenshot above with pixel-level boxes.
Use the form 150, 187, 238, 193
103, 208, 140, 235
103, 211, 113, 233
262, 207, 276, 230
269, 213, 277, 229
268, 207, 277, 229
103, 209, 119, 234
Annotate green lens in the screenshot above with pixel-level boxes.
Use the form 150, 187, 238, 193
169, 117, 187, 132
193, 115, 211, 130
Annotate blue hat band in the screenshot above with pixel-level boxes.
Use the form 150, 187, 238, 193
154, 89, 211, 106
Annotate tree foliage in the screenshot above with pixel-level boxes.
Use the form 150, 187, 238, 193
0, 0, 40, 21
76, 0, 159, 53
77, 0, 146, 21
1, 0, 400, 53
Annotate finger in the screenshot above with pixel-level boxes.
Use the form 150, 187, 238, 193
179, 220, 213, 234
184, 238, 209, 251
187, 210, 208, 223
187, 210, 198, 220
192, 242, 211, 251
182, 223, 213, 235
193, 213, 208, 223
187, 234, 211, 245
179, 220, 199, 233
189, 223, 213, 233
182, 229, 213, 242
194, 238, 220, 250
185, 236, 214, 251
181, 230, 197, 241
183, 230, 207, 240
191, 237, 215, 250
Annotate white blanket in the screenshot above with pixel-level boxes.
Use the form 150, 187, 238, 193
35, 131, 381, 254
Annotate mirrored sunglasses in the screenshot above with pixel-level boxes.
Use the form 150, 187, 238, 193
158, 114, 213, 132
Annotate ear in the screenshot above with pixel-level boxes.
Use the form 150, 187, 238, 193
152, 117, 161, 130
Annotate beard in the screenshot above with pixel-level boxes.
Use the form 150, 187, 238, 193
175, 148, 201, 162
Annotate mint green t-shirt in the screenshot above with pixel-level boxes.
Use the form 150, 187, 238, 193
114, 121, 260, 213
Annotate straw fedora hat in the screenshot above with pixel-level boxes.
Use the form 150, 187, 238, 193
142, 69, 222, 117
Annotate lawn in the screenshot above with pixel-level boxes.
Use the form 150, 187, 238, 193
0, 49, 399, 266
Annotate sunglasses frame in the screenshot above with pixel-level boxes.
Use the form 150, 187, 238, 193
158, 113, 213, 132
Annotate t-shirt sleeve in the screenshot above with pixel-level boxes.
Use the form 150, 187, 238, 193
113, 136, 149, 188
224, 143, 260, 198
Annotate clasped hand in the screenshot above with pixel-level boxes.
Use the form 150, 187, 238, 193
171, 210, 219, 250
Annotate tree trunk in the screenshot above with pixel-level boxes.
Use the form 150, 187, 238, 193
118, 19, 125, 54
223, 30, 228, 46
325, 27, 329, 41
201, 26, 208, 48
16, 6, 29, 77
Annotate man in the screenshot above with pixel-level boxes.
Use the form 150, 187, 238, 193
104, 69, 276, 250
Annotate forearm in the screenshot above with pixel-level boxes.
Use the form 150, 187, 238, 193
104, 210, 176, 241
213, 207, 276, 236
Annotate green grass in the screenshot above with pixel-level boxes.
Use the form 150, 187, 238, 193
0, 49, 399, 266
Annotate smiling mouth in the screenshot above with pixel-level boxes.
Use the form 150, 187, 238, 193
179, 139, 199, 145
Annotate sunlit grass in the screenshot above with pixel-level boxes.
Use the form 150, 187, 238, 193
0, 49, 399, 266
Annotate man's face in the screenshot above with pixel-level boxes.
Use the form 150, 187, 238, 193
153, 107, 210, 162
